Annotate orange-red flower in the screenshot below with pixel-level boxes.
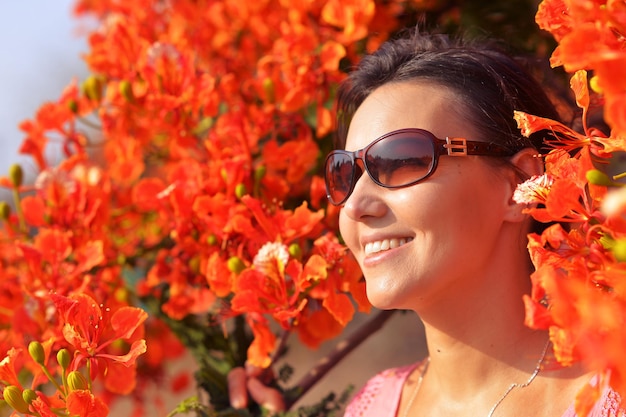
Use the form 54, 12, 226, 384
514, 6, 626, 409
52, 293, 148, 395
321, 0, 375, 43
66, 389, 109, 417
536, 0, 626, 136
0, 348, 23, 389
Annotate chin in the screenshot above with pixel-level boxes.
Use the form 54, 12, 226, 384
365, 288, 405, 311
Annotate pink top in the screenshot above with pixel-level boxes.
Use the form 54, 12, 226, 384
344, 362, 624, 417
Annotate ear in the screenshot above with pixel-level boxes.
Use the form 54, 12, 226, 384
503, 148, 544, 223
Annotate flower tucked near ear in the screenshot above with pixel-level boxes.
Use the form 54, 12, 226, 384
514, 174, 554, 205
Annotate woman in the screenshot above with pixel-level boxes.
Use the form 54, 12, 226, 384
229, 30, 624, 416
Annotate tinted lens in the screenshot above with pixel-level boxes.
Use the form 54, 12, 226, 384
325, 130, 437, 205
325, 152, 355, 204
365, 131, 435, 187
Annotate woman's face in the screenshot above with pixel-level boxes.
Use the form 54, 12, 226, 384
338, 81, 513, 311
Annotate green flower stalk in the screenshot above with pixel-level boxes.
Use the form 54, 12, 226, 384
57, 349, 71, 394
28, 341, 64, 395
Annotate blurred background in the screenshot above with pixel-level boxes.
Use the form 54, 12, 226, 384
0, 0, 90, 200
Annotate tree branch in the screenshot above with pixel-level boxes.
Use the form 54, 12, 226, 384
285, 309, 397, 409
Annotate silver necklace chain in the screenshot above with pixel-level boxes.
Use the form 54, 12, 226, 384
402, 339, 551, 417
402, 357, 430, 417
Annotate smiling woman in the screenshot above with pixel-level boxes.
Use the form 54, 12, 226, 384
333, 30, 623, 417
229, 27, 626, 417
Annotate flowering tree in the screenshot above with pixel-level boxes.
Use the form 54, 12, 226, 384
0, 0, 624, 416
512, 1, 626, 415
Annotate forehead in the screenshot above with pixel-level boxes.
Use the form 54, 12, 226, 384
345, 82, 476, 151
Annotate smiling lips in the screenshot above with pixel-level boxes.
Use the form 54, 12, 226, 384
364, 237, 413, 255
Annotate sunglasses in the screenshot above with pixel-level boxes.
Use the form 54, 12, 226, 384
324, 128, 516, 205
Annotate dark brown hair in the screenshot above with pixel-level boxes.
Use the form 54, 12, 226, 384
335, 30, 560, 152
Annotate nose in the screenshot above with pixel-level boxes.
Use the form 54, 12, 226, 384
341, 165, 388, 221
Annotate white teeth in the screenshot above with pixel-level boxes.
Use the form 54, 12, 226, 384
364, 237, 413, 255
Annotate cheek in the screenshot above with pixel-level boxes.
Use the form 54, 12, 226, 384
443, 182, 508, 248
410, 176, 505, 245
338, 210, 357, 251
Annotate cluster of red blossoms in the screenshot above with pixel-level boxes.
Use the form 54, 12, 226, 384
0, 0, 435, 415
0, 0, 625, 416
513, 0, 626, 415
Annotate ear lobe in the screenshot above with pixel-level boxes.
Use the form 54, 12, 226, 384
503, 148, 544, 223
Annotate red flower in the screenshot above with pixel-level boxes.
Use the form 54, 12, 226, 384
51, 293, 148, 394
0, 348, 23, 389
66, 389, 109, 417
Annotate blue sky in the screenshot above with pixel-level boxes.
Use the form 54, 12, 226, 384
0, 0, 90, 198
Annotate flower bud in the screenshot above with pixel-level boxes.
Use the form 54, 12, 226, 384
28, 341, 45, 365
57, 348, 71, 370
590, 75, 603, 94
612, 239, 626, 262
3, 386, 29, 413
262, 78, 275, 103
235, 183, 248, 199
227, 256, 246, 274
0, 202, 10, 221
192, 117, 214, 136
586, 169, 613, 186
67, 371, 89, 392
189, 256, 201, 274
8, 164, 23, 188
22, 389, 38, 405
288, 243, 302, 260
254, 165, 266, 182
599, 234, 615, 250
82, 75, 104, 101
119, 80, 135, 103
68, 99, 79, 113
114, 287, 129, 303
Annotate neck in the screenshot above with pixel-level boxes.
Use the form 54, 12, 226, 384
421, 316, 549, 402
412, 230, 549, 402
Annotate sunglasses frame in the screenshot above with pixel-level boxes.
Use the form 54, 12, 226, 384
325, 128, 516, 205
